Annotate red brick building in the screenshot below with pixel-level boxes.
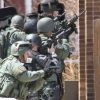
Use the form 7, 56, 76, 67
79, 0, 100, 100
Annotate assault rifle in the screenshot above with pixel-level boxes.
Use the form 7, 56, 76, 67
54, 10, 85, 34
24, 54, 60, 72
48, 10, 85, 47
39, 10, 85, 54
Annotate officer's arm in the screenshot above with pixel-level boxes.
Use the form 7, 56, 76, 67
11, 63, 45, 82
55, 38, 70, 60
17, 70, 45, 82
61, 38, 70, 58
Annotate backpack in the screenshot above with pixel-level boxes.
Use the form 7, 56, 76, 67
0, 28, 19, 59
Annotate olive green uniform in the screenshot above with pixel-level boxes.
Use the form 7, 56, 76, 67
2, 27, 26, 58
39, 34, 69, 67
0, 55, 45, 100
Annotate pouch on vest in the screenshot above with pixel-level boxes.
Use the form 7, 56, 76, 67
0, 74, 19, 98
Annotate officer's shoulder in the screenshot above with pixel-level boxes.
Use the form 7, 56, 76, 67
0, 55, 15, 64
7, 55, 15, 60
7, 55, 21, 65
4, 55, 18, 62
14, 30, 26, 35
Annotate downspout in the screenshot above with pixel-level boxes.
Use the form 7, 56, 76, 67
25, 0, 32, 14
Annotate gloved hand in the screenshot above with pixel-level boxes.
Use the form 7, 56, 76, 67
55, 40, 64, 49
48, 44, 55, 54
43, 68, 53, 79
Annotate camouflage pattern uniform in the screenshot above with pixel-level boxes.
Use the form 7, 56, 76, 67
37, 17, 70, 69
0, 41, 45, 100
5, 27, 26, 56
0, 55, 45, 100
1, 15, 26, 58
37, 1, 71, 99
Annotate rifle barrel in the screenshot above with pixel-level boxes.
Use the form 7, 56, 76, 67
56, 28, 71, 39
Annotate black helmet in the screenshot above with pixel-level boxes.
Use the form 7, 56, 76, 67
25, 34, 41, 46
24, 19, 37, 34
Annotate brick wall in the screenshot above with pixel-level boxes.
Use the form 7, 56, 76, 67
79, 0, 95, 99
4, 0, 25, 15
86, 0, 95, 100
79, 0, 100, 100
94, 0, 100, 19
79, 0, 86, 99
93, 1, 100, 100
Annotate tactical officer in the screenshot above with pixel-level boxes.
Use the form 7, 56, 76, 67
38, 0, 68, 35
2, 15, 26, 58
0, 41, 48, 100
25, 34, 61, 71
25, 34, 62, 100
38, 0, 65, 19
37, 17, 70, 59
37, 17, 70, 100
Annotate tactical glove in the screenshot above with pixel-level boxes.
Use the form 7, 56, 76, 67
55, 41, 64, 49
43, 68, 53, 80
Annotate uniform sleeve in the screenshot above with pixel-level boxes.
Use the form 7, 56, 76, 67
11, 59, 45, 82
10, 31, 26, 44
17, 70, 45, 82
55, 38, 70, 60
